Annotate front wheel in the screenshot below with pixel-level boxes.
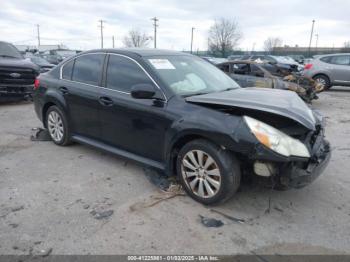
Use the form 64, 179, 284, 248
176, 139, 241, 205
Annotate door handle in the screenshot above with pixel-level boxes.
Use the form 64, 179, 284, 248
59, 87, 69, 95
99, 96, 114, 106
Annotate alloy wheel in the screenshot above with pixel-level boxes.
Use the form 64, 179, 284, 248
315, 77, 326, 86
181, 150, 221, 198
47, 111, 64, 142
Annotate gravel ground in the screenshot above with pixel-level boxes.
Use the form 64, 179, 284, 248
0, 87, 350, 255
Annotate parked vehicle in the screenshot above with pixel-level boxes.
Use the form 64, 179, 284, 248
217, 60, 323, 103
41, 49, 78, 65
288, 55, 305, 64
227, 55, 242, 61
33, 49, 330, 204
0, 41, 39, 102
244, 55, 304, 72
25, 55, 55, 73
201, 56, 228, 65
303, 53, 350, 89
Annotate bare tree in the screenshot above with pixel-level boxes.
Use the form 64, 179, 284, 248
123, 29, 150, 48
264, 37, 283, 54
208, 18, 242, 57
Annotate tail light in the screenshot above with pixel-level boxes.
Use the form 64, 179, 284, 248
304, 63, 313, 70
34, 78, 40, 90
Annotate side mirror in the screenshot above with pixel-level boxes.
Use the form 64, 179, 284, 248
131, 84, 156, 99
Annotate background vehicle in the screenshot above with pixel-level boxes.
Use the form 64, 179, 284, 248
243, 55, 304, 72
25, 55, 55, 73
41, 49, 79, 65
217, 60, 322, 102
201, 56, 228, 64
33, 49, 330, 204
303, 53, 350, 89
0, 41, 39, 102
227, 55, 242, 61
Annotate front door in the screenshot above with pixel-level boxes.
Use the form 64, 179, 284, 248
98, 54, 170, 162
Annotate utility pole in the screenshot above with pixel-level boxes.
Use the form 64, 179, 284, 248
151, 17, 159, 48
308, 20, 315, 57
112, 36, 115, 48
315, 34, 319, 49
251, 42, 256, 54
36, 24, 40, 47
190, 27, 195, 54
98, 20, 105, 48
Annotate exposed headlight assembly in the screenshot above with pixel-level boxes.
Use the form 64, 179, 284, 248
244, 116, 310, 158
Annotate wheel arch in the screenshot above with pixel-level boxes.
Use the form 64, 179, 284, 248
42, 95, 67, 128
166, 133, 223, 177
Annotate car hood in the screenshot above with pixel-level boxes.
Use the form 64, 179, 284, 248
0, 57, 39, 71
185, 87, 316, 130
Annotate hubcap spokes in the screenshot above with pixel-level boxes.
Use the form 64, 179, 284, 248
48, 111, 64, 142
181, 150, 221, 198
316, 78, 326, 86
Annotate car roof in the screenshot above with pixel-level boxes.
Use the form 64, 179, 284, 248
317, 53, 350, 58
83, 48, 188, 57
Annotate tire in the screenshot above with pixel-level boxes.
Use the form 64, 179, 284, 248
46, 105, 71, 146
176, 139, 241, 205
313, 74, 331, 90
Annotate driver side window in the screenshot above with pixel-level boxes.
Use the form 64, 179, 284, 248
106, 55, 153, 93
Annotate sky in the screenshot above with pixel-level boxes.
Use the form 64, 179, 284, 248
0, 0, 349, 51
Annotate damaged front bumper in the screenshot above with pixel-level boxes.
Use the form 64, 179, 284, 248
251, 124, 331, 189
278, 138, 331, 189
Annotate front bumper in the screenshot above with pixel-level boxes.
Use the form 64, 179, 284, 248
0, 84, 33, 101
277, 131, 331, 189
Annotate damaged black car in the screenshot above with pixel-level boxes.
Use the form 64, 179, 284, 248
32, 49, 331, 204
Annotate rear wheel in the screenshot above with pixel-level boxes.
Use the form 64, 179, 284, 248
46, 106, 71, 146
313, 74, 331, 90
176, 139, 241, 205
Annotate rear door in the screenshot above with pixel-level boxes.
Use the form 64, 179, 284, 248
327, 55, 350, 84
98, 54, 170, 162
60, 53, 105, 138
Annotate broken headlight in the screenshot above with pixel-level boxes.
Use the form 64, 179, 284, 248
244, 116, 310, 158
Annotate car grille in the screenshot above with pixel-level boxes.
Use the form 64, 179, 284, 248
0, 67, 37, 85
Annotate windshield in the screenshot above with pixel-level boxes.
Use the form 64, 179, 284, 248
56, 50, 77, 57
146, 55, 240, 96
30, 56, 49, 64
271, 56, 296, 64
0, 42, 23, 59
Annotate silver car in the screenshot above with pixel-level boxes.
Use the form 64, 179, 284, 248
303, 53, 350, 89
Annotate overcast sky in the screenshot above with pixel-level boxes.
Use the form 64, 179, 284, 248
1, 0, 349, 51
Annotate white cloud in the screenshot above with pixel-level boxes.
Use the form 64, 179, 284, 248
0, 0, 349, 51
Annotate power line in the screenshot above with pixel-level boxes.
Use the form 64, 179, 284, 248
151, 17, 159, 48
98, 20, 105, 48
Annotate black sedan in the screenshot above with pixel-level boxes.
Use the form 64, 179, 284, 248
32, 49, 331, 204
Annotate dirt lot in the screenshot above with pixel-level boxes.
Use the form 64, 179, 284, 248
0, 88, 350, 255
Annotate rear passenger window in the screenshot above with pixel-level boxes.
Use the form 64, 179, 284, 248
330, 55, 350, 65
72, 54, 105, 86
62, 59, 74, 80
106, 55, 153, 93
